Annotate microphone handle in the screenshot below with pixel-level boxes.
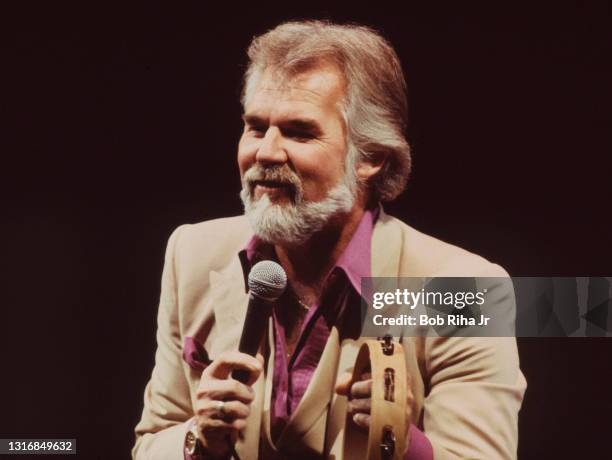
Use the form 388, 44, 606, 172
232, 293, 273, 383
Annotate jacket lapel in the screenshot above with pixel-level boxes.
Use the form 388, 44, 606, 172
328, 209, 405, 458
208, 257, 250, 357
274, 325, 342, 451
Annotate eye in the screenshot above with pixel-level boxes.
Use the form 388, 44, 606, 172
248, 125, 267, 138
283, 128, 315, 142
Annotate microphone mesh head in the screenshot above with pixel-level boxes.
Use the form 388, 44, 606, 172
248, 260, 287, 301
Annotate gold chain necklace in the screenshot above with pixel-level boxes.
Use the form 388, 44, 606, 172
295, 296, 311, 311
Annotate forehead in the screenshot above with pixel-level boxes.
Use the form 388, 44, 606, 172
244, 64, 347, 120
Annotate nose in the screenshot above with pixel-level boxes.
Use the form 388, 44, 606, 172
255, 127, 288, 165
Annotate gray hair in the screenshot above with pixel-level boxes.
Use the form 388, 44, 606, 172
241, 20, 412, 202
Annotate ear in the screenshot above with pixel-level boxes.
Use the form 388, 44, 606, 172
356, 152, 386, 181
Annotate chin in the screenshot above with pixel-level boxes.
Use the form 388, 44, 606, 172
240, 182, 356, 246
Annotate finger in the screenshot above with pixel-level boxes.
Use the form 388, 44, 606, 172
405, 371, 412, 389
197, 399, 251, 421
242, 354, 265, 386
201, 416, 247, 436
350, 379, 372, 399
200, 417, 236, 436
204, 351, 263, 380
230, 418, 247, 431
335, 371, 353, 396
352, 412, 370, 430
197, 378, 255, 404
234, 352, 266, 386
348, 397, 371, 415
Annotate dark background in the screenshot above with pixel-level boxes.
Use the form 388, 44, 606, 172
2, 2, 611, 459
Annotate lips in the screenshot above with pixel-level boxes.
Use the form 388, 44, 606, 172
253, 180, 290, 189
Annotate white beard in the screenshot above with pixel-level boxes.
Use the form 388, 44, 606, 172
240, 166, 356, 246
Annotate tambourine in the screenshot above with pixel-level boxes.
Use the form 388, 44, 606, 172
343, 336, 408, 460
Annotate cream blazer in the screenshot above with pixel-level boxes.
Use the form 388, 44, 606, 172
133, 210, 526, 459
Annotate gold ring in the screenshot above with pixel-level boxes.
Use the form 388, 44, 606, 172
216, 400, 226, 414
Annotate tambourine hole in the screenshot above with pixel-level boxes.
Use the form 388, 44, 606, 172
379, 334, 394, 355
380, 426, 396, 459
384, 367, 395, 402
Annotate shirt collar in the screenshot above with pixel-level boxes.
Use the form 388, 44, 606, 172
238, 207, 378, 297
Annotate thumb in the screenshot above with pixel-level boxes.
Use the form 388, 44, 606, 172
335, 371, 353, 396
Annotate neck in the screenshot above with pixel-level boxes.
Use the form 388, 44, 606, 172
275, 205, 366, 297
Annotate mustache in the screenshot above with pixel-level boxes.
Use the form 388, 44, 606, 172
243, 164, 302, 191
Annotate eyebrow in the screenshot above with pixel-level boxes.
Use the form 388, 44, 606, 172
242, 114, 323, 135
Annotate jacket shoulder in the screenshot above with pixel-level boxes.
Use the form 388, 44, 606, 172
382, 213, 509, 277
168, 215, 252, 275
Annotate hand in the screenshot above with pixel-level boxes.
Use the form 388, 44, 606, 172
335, 371, 414, 434
194, 350, 263, 458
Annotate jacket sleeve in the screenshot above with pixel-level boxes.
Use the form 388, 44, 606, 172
132, 226, 193, 460
422, 268, 527, 459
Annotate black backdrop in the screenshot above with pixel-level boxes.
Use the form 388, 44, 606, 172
3, 3, 611, 459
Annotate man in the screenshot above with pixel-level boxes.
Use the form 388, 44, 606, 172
133, 21, 526, 459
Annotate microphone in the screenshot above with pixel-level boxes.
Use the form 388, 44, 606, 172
232, 260, 287, 383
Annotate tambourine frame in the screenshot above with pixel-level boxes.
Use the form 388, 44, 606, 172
343, 336, 407, 460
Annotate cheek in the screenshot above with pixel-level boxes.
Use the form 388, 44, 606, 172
237, 137, 256, 174
296, 161, 345, 200
295, 149, 345, 183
